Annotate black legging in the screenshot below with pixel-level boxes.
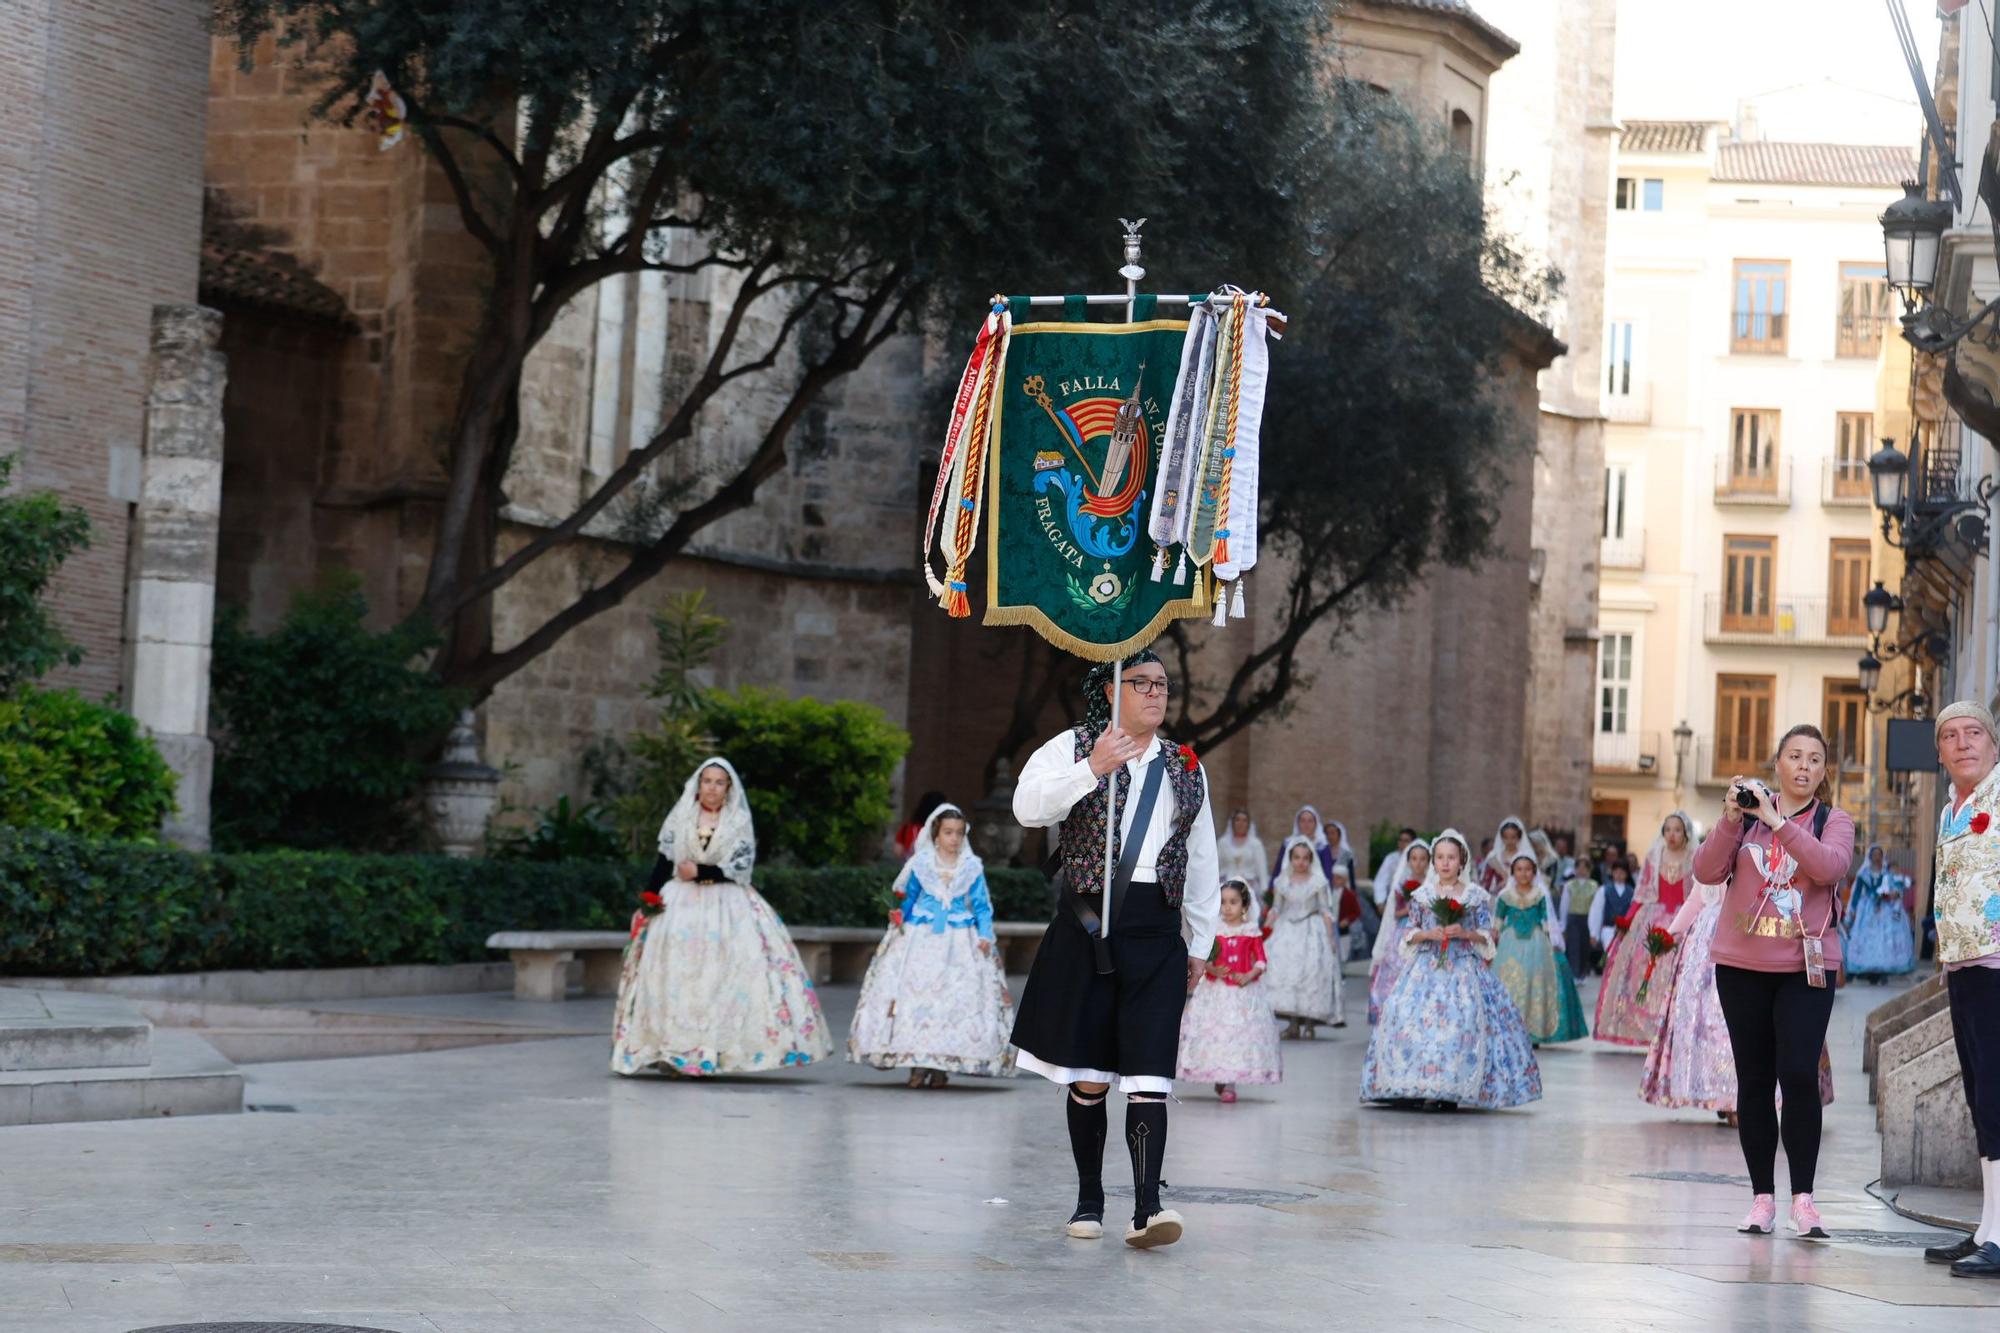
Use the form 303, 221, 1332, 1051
1714, 964, 1837, 1195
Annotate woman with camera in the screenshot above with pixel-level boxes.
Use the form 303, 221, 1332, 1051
1692, 724, 1855, 1240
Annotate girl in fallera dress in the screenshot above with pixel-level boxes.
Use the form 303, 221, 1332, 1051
847, 803, 1016, 1086
1369, 838, 1431, 1025
1265, 835, 1344, 1036
1178, 880, 1283, 1101
1217, 809, 1269, 889
1595, 812, 1694, 1046
612, 757, 832, 1076
1841, 843, 1916, 981
1479, 816, 1533, 895
1361, 830, 1542, 1111
1493, 853, 1589, 1045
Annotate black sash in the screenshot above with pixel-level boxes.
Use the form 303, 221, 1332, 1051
1062, 752, 1167, 975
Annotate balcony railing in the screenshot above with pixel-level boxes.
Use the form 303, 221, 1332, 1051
1821, 458, 1871, 507
1713, 454, 1793, 505
1600, 530, 1645, 570
1701, 593, 1870, 647
1605, 383, 1651, 425
1593, 730, 1661, 775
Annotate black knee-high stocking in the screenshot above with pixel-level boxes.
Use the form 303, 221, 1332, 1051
1126, 1097, 1168, 1228
1066, 1088, 1106, 1217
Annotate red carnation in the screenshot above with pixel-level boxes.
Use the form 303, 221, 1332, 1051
1974, 812, 1992, 835
640, 891, 664, 910
1177, 743, 1199, 772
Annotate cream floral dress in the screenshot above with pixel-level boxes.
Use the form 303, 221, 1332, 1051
611, 757, 832, 1076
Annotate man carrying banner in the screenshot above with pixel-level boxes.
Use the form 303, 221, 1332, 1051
1010, 649, 1220, 1250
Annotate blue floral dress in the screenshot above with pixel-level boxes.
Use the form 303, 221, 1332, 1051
1360, 892, 1543, 1109
1842, 863, 1915, 978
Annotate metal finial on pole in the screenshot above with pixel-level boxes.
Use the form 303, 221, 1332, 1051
1119, 218, 1147, 322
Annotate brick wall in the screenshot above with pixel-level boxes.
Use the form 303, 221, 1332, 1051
4, 0, 208, 699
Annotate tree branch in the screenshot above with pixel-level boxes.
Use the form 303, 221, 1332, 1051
414, 124, 502, 253
449, 267, 907, 694
417, 112, 524, 181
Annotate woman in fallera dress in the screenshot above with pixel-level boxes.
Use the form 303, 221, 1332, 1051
612, 758, 832, 1076
1361, 830, 1542, 1111
1369, 838, 1431, 1025
848, 803, 1016, 1086
1264, 835, 1344, 1036
1492, 853, 1589, 1045
1842, 843, 1916, 981
1479, 816, 1533, 895
1217, 809, 1269, 889
1595, 811, 1694, 1046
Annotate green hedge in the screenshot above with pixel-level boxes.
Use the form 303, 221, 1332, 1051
0, 829, 1051, 976
0, 688, 177, 840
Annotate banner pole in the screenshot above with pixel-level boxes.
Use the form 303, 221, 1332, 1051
1100, 219, 1150, 920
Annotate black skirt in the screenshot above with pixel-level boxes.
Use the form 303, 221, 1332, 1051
1010, 880, 1188, 1081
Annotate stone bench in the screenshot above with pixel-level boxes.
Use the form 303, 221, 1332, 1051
488, 921, 1049, 998
485, 931, 629, 1002
1863, 972, 1946, 1081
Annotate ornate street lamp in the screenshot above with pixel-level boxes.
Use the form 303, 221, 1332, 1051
1880, 180, 1949, 301
1863, 580, 1900, 637
1671, 720, 1693, 795
1858, 650, 1883, 696
1869, 437, 1910, 515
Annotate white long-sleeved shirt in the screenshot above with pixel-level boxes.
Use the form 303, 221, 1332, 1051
1014, 729, 1221, 960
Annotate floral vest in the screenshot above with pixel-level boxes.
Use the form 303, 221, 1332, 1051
1060, 726, 1205, 907
1935, 764, 2000, 965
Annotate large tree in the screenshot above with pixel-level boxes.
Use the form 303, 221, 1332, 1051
984, 87, 1560, 760
217, 0, 1332, 695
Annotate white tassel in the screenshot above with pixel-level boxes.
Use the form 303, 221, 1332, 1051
1149, 548, 1164, 582
1212, 583, 1230, 627
1230, 580, 1246, 619
1174, 552, 1188, 584
924, 569, 945, 598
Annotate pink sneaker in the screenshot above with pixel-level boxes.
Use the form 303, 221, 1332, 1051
1789, 1193, 1828, 1239
1737, 1194, 1777, 1234
1218, 1085, 1238, 1103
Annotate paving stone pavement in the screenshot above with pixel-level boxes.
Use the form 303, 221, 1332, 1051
0, 969, 1990, 1331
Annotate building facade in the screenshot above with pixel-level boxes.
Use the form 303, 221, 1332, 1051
1593, 118, 1911, 851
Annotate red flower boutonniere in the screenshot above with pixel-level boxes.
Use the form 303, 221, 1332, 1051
1177, 743, 1199, 773
1973, 812, 1992, 835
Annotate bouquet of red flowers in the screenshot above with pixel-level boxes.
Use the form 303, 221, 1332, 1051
630, 889, 665, 939
1397, 878, 1423, 920
1613, 909, 1636, 935
1634, 925, 1677, 1004
1430, 896, 1467, 966
878, 885, 906, 931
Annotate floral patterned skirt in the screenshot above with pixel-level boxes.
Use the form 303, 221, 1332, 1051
846, 922, 1016, 1076
1493, 927, 1588, 1043
1639, 903, 1836, 1110
1594, 900, 1674, 1046
1177, 975, 1283, 1084
1368, 916, 1411, 1026
1265, 914, 1342, 1023
610, 881, 832, 1076
1360, 943, 1542, 1109
1844, 891, 1916, 977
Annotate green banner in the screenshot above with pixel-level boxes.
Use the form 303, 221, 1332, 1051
983, 316, 1211, 660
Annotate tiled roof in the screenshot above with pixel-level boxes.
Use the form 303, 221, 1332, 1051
1713, 140, 1919, 187
199, 215, 355, 330
1363, 0, 1521, 56
1621, 121, 1710, 154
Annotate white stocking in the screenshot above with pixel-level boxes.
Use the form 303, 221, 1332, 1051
1979, 1157, 1998, 1245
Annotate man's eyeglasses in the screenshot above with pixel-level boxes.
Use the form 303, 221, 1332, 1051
1121, 676, 1172, 697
